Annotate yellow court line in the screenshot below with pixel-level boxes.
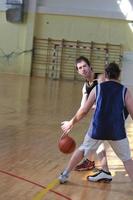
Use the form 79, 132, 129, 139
33, 179, 60, 200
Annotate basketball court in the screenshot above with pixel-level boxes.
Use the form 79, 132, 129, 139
0, 75, 132, 200
0, 0, 133, 200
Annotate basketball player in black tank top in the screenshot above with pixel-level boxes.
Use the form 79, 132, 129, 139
74, 56, 110, 173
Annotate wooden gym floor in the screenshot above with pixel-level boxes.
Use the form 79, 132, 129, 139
0, 74, 133, 200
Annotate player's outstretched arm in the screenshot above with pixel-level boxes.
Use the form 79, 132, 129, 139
61, 88, 96, 134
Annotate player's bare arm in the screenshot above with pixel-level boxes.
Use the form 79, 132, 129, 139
61, 88, 96, 134
125, 89, 133, 119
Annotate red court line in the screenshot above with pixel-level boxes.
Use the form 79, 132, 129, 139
0, 169, 72, 200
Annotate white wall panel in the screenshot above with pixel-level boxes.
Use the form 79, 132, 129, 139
37, 0, 133, 20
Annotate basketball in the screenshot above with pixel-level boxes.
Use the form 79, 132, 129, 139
58, 135, 76, 154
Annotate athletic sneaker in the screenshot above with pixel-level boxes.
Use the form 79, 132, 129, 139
74, 159, 95, 171
58, 172, 69, 184
87, 169, 112, 183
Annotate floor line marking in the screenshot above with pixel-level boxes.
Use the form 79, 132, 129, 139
33, 179, 60, 200
0, 169, 72, 200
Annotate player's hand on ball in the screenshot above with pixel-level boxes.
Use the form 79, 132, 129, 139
61, 121, 73, 134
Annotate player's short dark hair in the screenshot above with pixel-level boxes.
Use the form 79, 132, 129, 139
75, 56, 91, 70
105, 62, 121, 79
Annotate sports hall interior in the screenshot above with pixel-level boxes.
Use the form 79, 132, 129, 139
0, 0, 133, 199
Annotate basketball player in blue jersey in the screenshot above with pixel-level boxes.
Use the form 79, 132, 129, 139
59, 62, 133, 183
74, 56, 111, 178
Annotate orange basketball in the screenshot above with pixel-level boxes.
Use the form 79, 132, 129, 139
58, 135, 76, 154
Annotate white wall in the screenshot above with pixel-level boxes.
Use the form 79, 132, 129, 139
37, 0, 133, 20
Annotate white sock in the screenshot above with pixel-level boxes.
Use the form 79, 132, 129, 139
62, 169, 69, 176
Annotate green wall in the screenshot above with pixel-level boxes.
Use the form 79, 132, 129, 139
0, 11, 35, 75
35, 14, 133, 51
0, 10, 133, 76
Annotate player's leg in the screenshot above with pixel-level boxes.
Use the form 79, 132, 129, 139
75, 119, 96, 171
58, 148, 84, 183
74, 151, 95, 171
58, 135, 100, 183
75, 142, 110, 172
109, 138, 133, 181
96, 143, 110, 172
87, 143, 112, 182
123, 159, 133, 181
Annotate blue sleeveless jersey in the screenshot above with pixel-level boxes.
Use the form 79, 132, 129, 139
88, 81, 127, 140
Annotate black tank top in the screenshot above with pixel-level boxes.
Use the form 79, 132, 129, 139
85, 80, 98, 97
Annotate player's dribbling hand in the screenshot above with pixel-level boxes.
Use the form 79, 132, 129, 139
61, 121, 73, 134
